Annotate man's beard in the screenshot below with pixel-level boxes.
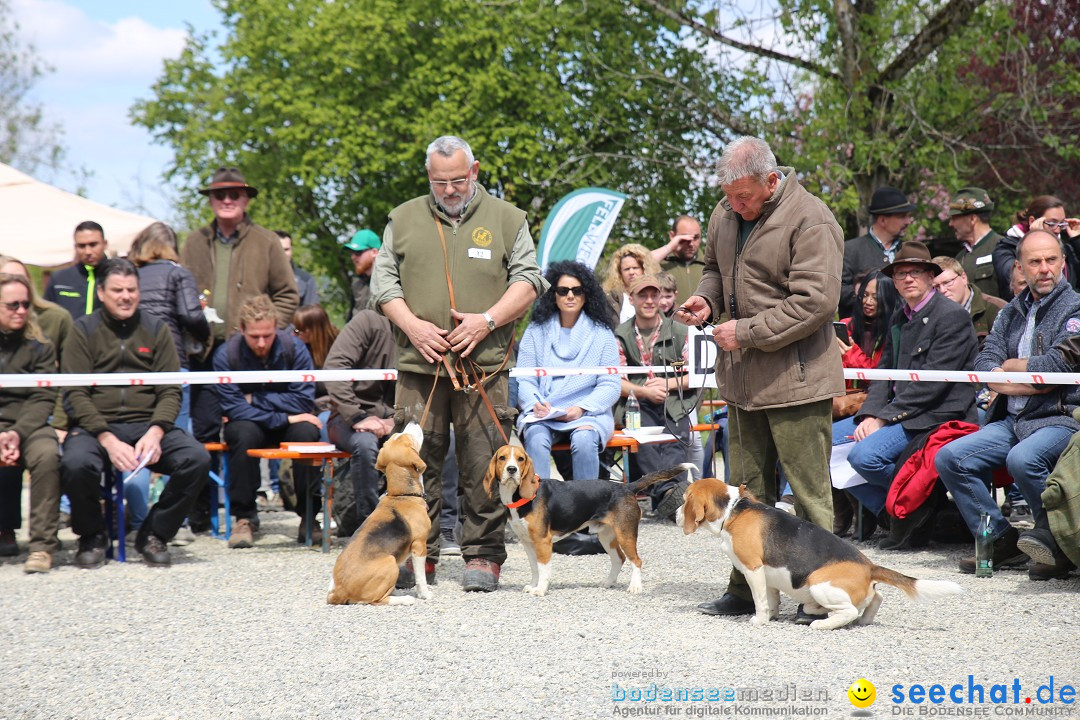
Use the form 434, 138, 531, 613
435, 184, 476, 218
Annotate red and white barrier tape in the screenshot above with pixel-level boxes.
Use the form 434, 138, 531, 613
0, 366, 1075, 388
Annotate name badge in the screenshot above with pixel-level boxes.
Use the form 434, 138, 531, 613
468, 248, 492, 260
976, 254, 993, 265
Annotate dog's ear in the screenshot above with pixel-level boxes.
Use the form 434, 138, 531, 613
412, 449, 427, 477
482, 448, 503, 498
518, 450, 539, 499
738, 484, 760, 503
682, 490, 704, 535
375, 443, 389, 473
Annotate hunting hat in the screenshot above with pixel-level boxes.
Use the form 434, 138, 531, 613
199, 167, 258, 198
628, 275, 661, 296
868, 186, 916, 216
881, 241, 942, 278
948, 187, 993, 217
343, 229, 380, 253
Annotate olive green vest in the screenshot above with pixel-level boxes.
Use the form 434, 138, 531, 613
956, 229, 1002, 299
660, 254, 706, 306
388, 188, 527, 374
614, 316, 698, 423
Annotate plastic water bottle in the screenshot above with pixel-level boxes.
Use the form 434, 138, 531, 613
148, 475, 164, 505
975, 512, 993, 578
625, 390, 641, 431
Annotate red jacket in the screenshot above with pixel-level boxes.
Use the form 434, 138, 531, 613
840, 317, 883, 391
886, 421, 979, 519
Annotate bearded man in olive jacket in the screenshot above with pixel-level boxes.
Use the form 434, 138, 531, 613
370, 135, 547, 593
678, 136, 845, 618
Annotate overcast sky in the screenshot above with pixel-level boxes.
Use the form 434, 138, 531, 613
12, 0, 220, 221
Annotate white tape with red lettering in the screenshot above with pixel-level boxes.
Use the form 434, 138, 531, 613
0, 366, 1075, 388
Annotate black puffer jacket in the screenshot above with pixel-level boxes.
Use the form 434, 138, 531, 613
136, 260, 209, 369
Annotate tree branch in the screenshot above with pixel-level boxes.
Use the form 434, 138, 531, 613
635, 0, 840, 82
879, 0, 989, 85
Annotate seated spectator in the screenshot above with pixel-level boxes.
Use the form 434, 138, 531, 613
846, 242, 978, 523
995, 195, 1080, 299
0, 273, 61, 572
936, 230, 1080, 576
1016, 413, 1079, 580
212, 294, 322, 548
60, 259, 211, 568
0, 256, 71, 558
292, 304, 339, 432
930, 255, 1004, 351
324, 308, 395, 536
515, 260, 620, 481
600, 244, 661, 325
615, 275, 693, 519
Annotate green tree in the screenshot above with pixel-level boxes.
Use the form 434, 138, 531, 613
133, 0, 744, 308
0, 0, 64, 174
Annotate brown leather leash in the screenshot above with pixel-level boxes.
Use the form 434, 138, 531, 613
423, 213, 513, 446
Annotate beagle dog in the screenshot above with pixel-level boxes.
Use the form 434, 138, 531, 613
327, 423, 431, 606
484, 444, 694, 596
677, 478, 963, 629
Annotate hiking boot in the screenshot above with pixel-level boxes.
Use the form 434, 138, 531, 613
24, 551, 52, 574
75, 533, 109, 569
1028, 555, 1076, 581
833, 490, 854, 536
655, 479, 691, 522
228, 518, 255, 549
794, 604, 826, 625
136, 531, 171, 567
0, 529, 17, 556
775, 494, 796, 515
959, 527, 1027, 574
462, 558, 500, 592
1016, 528, 1058, 566
297, 519, 324, 545
396, 557, 437, 588
440, 528, 461, 557
696, 593, 755, 617
170, 524, 196, 547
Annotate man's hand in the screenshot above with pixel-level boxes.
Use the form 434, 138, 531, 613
987, 366, 1049, 396
674, 296, 710, 326
853, 416, 886, 442
99, 432, 140, 472
352, 415, 392, 438
404, 316, 451, 364
714, 319, 739, 351
0, 431, 21, 465
446, 309, 491, 358
133, 426, 165, 468
289, 413, 323, 429
640, 377, 668, 404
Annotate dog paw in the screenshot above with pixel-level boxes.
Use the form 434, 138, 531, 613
627, 579, 643, 595
525, 586, 547, 597
523, 584, 535, 593
387, 595, 416, 606
416, 589, 433, 601
749, 614, 770, 627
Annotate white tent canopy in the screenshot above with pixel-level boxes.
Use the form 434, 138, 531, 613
0, 163, 158, 267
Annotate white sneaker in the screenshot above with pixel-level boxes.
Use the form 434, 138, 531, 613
170, 525, 196, 546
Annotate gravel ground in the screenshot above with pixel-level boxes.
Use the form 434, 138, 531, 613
1, 506, 1078, 720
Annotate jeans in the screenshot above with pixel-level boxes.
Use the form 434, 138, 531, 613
846, 422, 920, 515
327, 414, 383, 528
935, 417, 1074, 538
522, 424, 602, 480
123, 469, 153, 530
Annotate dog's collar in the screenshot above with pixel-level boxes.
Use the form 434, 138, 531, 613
397, 492, 427, 499
505, 476, 540, 509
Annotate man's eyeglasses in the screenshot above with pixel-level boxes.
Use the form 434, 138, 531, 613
1043, 220, 1069, 231
893, 269, 928, 280
555, 286, 583, 297
2, 300, 30, 311
210, 189, 245, 202
932, 274, 962, 291
429, 177, 472, 190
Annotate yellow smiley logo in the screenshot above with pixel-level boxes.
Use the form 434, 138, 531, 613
472, 227, 493, 247
847, 678, 876, 709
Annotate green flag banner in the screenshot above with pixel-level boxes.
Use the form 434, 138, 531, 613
537, 187, 627, 271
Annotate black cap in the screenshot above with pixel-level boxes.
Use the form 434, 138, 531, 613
868, 186, 915, 216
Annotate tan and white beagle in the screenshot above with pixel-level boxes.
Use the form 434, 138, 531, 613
677, 478, 963, 629
327, 423, 431, 606
483, 444, 693, 596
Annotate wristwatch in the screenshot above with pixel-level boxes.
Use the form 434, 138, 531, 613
482, 312, 496, 332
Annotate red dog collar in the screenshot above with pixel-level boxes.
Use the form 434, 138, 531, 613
505, 476, 540, 508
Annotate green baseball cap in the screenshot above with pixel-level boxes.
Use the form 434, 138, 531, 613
948, 187, 994, 217
343, 229, 380, 252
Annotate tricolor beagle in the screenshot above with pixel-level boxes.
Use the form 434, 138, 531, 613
483, 444, 694, 596
677, 478, 963, 629
327, 423, 431, 606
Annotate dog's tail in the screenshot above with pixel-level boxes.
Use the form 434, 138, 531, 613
629, 463, 696, 494
870, 566, 964, 601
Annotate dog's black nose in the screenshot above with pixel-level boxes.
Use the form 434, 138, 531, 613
506, 465, 517, 475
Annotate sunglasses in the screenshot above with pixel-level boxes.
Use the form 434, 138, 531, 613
2, 300, 30, 311
555, 286, 583, 297
210, 189, 245, 201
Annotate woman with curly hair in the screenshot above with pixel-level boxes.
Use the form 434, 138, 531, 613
601, 243, 661, 324
516, 260, 621, 481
